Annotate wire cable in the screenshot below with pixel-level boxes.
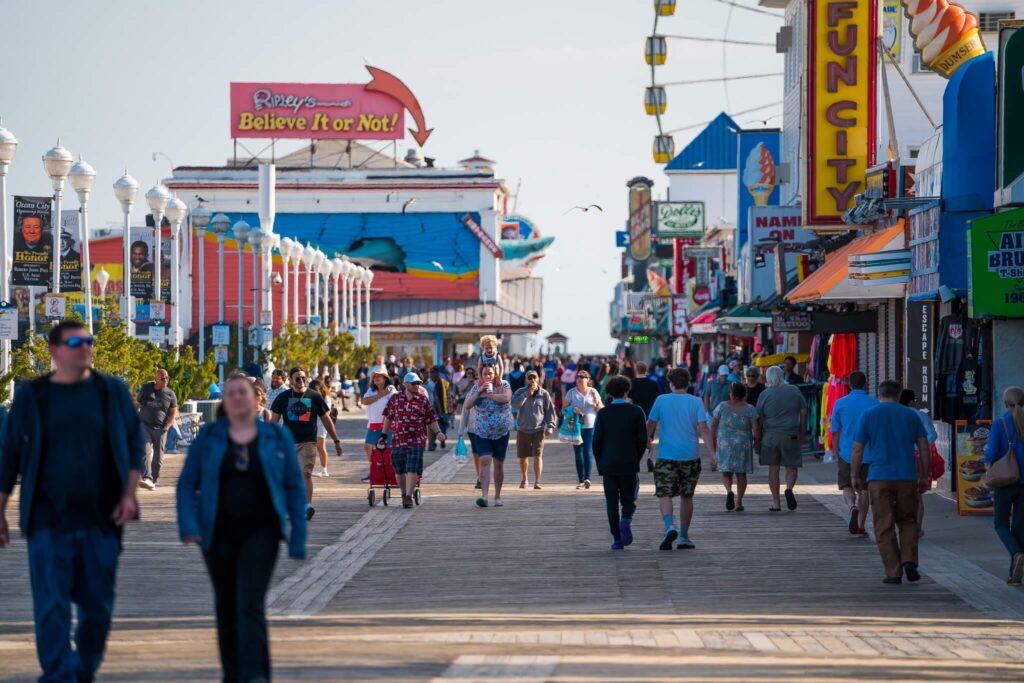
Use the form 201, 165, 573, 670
662, 34, 776, 46
663, 101, 783, 134
712, 0, 785, 18
660, 73, 782, 86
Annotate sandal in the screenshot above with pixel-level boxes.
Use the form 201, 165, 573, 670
768, 507, 781, 512
519, 480, 527, 489
735, 505, 744, 512
534, 483, 542, 490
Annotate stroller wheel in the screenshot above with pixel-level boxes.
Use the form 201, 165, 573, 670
383, 488, 391, 506
414, 489, 422, 505
367, 490, 376, 507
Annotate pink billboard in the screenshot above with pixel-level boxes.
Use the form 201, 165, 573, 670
230, 82, 405, 140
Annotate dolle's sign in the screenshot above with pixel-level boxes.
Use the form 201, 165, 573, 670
231, 66, 433, 145
806, 0, 876, 228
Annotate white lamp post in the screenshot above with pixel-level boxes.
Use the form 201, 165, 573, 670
210, 213, 231, 382
341, 258, 354, 331
288, 241, 302, 324
332, 257, 344, 335
191, 203, 211, 358
279, 237, 293, 325
69, 156, 96, 330
165, 196, 187, 356
232, 220, 250, 367
145, 184, 170, 301
112, 170, 140, 334
353, 265, 363, 342
248, 227, 265, 363
0, 119, 18, 375
363, 267, 374, 346
321, 257, 334, 330
42, 140, 74, 294
302, 244, 316, 324
310, 249, 323, 321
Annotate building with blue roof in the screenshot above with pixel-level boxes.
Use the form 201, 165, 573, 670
664, 112, 739, 237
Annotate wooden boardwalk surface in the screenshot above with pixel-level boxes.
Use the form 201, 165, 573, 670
2, 411, 1024, 681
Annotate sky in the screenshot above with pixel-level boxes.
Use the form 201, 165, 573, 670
0, 0, 784, 354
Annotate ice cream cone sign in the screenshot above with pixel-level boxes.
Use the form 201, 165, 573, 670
743, 142, 776, 207
902, 0, 986, 78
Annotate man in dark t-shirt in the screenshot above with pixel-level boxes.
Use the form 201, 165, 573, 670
744, 366, 766, 407
270, 367, 342, 520
136, 369, 178, 489
0, 320, 143, 683
628, 362, 662, 418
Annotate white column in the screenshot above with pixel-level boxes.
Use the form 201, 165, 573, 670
354, 274, 362, 342
198, 226, 206, 359
281, 255, 289, 326
122, 207, 134, 335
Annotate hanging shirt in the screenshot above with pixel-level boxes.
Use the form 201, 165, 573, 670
935, 314, 967, 375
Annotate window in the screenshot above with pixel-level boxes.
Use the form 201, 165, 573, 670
979, 11, 1015, 32
908, 146, 920, 159
912, 53, 934, 74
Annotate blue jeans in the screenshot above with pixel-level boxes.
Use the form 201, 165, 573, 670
573, 428, 595, 482
27, 526, 121, 683
993, 483, 1024, 560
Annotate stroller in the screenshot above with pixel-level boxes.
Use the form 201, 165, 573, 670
367, 445, 422, 507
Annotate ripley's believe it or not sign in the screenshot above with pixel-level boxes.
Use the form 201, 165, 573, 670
230, 66, 433, 145
806, 0, 877, 228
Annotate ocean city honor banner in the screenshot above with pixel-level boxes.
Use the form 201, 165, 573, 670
805, 0, 876, 228
627, 177, 654, 262
736, 129, 780, 254
12, 196, 53, 287
655, 201, 704, 242
968, 207, 1024, 318
129, 227, 155, 300
59, 209, 83, 292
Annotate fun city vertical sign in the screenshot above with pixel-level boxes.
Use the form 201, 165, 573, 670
805, 0, 877, 229
230, 66, 433, 146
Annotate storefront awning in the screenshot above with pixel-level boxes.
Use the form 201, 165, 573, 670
689, 310, 718, 336
785, 223, 906, 304
716, 303, 772, 327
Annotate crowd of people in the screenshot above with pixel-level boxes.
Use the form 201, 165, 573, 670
0, 324, 1023, 683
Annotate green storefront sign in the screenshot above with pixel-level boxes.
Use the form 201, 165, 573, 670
969, 207, 1024, 317
655, 201, 705, 242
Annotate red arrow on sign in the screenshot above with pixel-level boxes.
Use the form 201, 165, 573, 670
364, 66, 433, 147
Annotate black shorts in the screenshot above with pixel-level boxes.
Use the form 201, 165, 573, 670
837, 459, 870, 490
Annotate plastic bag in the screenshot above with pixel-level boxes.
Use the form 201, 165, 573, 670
558, 407, 583, 445
454, 435, 468, 460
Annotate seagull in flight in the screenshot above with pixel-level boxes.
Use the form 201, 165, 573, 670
402, 198, 417, 213
563, 204, 603, 215
431, 261, 444, 271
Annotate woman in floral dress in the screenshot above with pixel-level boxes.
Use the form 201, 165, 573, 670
710, 382, 761, 511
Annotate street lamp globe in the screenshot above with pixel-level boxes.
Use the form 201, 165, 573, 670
280, 236, 294, 257
333, 257, 344, 274
0, 119, 17, 164
165, 196, 188, 225
95, 266, 110, 293
289, 241, 304, 263
232, 219, 251, 243
248, 226, 266, 249
145, 184, 171, 214
363, 267, 374, 285
42, 139, 74, 188
191, 203, 211, 230
210, 213, 231, 236
69, 156, 96, 197
302, 244, 317, 265
112, 171, 140, 208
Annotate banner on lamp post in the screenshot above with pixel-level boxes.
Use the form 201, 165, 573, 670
12, 196, 54, 288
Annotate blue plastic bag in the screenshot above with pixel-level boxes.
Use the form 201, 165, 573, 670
454, 435, 468, 459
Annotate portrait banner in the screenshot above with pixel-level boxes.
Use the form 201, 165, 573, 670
60, 209, 83, 292
12, 196, 53, 287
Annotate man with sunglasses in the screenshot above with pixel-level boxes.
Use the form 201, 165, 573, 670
0, 320, 144, 683
135, 369, 178, 490
270, 367, 342, 521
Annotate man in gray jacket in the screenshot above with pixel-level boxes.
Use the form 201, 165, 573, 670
511, 371, 557, 489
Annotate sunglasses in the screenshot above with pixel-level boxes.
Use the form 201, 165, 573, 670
292, 376, 308, 383
60, 336, 94, 348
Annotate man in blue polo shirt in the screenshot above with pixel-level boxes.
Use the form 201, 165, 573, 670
830, 371, 878, 537
851, 380, 931, 585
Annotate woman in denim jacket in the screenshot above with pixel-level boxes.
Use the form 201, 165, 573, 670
177, 373, 307, 682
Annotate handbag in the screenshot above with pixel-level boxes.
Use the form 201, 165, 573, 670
985, 417, 1021, 489
929, 444, 945, 481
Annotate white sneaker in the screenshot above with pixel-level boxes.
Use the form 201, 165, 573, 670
312, 466, 323, 477
321, 469, 330, 478
139, 478, 156, 490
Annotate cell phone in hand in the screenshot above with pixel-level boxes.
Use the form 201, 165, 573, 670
646, 458, 655, 472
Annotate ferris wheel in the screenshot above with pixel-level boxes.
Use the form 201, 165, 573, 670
645, 0, 785, 164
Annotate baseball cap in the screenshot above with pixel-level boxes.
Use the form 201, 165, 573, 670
717, 365, 730, 376
403, 372, 422, 384
745, 366, 761, 377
